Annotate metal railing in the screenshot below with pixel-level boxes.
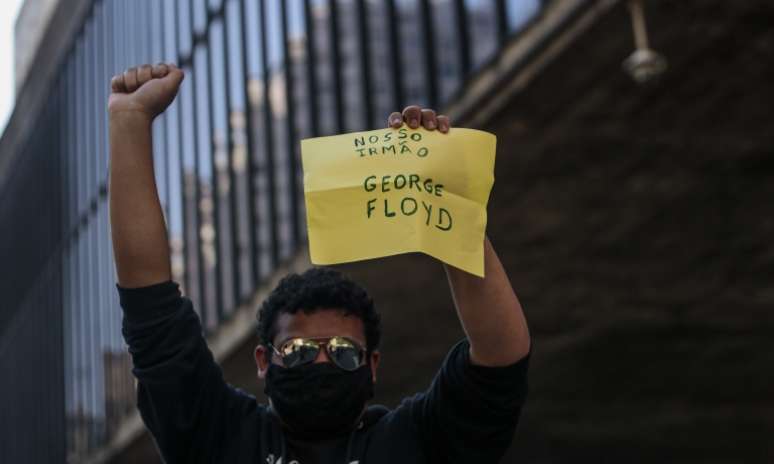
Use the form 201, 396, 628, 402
0, 0, 545, 461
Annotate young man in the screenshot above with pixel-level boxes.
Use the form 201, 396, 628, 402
109, 63, 530, 463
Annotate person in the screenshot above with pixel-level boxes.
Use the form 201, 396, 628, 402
108, 62, 531, 464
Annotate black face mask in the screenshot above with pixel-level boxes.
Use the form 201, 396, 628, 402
264, 362, 374, 439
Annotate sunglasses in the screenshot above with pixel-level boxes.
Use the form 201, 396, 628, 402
268, 336, 366, 371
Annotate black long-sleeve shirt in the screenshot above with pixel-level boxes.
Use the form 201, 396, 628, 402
118, 280, 529, 464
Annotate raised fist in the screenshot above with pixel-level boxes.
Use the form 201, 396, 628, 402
109, 63, 184, 119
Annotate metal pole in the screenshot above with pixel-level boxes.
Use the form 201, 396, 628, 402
219, 2, 242, 308
203, 11, 226, 322
328, 0, 344, 132
238, 0, 260, 287
355, 0, 374, 128
184, 0, 209, 328
385, 0, 404, 110
496, 0, 509, 46
420, 0, 438, 109
303, 0, 320, 136
258, 0, 280, 267
280, 0, 300, 248
171, 0, 192, 297
155, 0, 172, 223
454, 0, 471, 77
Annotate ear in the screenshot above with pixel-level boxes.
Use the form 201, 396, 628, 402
369, 350, 380, 384
255, 345, 270, 379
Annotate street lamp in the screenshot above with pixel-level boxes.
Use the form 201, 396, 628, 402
622, 0, 667, 83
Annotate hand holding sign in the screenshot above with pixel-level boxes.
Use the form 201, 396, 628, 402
301, 106, 496, 276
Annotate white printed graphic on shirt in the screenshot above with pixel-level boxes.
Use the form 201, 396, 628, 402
266, 453, 357, 464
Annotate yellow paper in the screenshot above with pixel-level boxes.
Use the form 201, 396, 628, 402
301, 127, 496, 277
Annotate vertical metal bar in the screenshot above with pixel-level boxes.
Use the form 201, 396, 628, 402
220, 3, 242, 306
496, 0, 509, 46
108, 0, 121, 431
155, 0, 173, 224
99, 0, 111, 438
238, 0, 260, 287
161, 0, 178, 284
454, 0, 471, 77
75, 34, 89, 451
36, 133, 44, 459
69, 43, 78, 450
84, 25, 95, 442
171, 1, 192, 297
153, 0, 169, 290
121, 0, 135, 424
108, 1, 127, 427
87, 12, 100, 448
187, 0, 209, 329
123, 0, 134, 419
303, 0, 320, 137
204, 9, 226, 322
46, 162, 55, 459
101, 0, 112, 435
103, 48, 116, 430
116, 0, 127, 422
355, 0, 374, 128
56, 70, 67, 463
73, 38, 88, 454
420, 0, 438, 109
327, 0, 344, 132
81, 28, 93, 447
211, 13, 235, 315
93, 8, 103, 438
37, 115, 48, 464
279, 0, 300, 249
385, 0, 404, 111
42, 100, 54, 455
65, 52, 75, 457
96, 3, 105, 197
92, 6, 106, 446
79, 20, 90, 442
149, 0, 162, 222
37, 271, 46, 460
258, 0, 280, 267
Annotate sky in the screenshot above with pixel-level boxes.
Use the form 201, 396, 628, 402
0, 0, 26, 135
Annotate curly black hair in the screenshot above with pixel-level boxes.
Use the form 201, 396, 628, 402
256, 267, 381, 356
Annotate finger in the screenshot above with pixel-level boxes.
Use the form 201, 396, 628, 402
136, 64, 153, 87
166, 63, 184, 83
437, 115, 450, 133
123, 67, 139, 92
110, 74, 126, 93
421, 109, 437, 130
151, 62, 169, 78
164, 66, 185, 87
402, 105, 422, 129
387, 112, 403, 128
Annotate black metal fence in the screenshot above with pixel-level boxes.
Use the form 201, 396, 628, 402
0, 0, 544, 461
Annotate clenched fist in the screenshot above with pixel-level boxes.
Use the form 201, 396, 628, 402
108, 63, 184, 119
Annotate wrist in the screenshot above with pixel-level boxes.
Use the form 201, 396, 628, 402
108, 109, 153, 128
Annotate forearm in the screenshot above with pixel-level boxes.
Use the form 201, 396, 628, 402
109, 112, 171, 288
444, 237, 530, 366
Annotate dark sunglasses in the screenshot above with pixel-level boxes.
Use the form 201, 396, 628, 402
268, 336, 366, 371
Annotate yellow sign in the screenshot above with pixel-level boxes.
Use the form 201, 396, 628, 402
301, 127, 496, 277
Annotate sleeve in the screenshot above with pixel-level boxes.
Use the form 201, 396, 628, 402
408, 338, 530, 463
117, 280, 251, 463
